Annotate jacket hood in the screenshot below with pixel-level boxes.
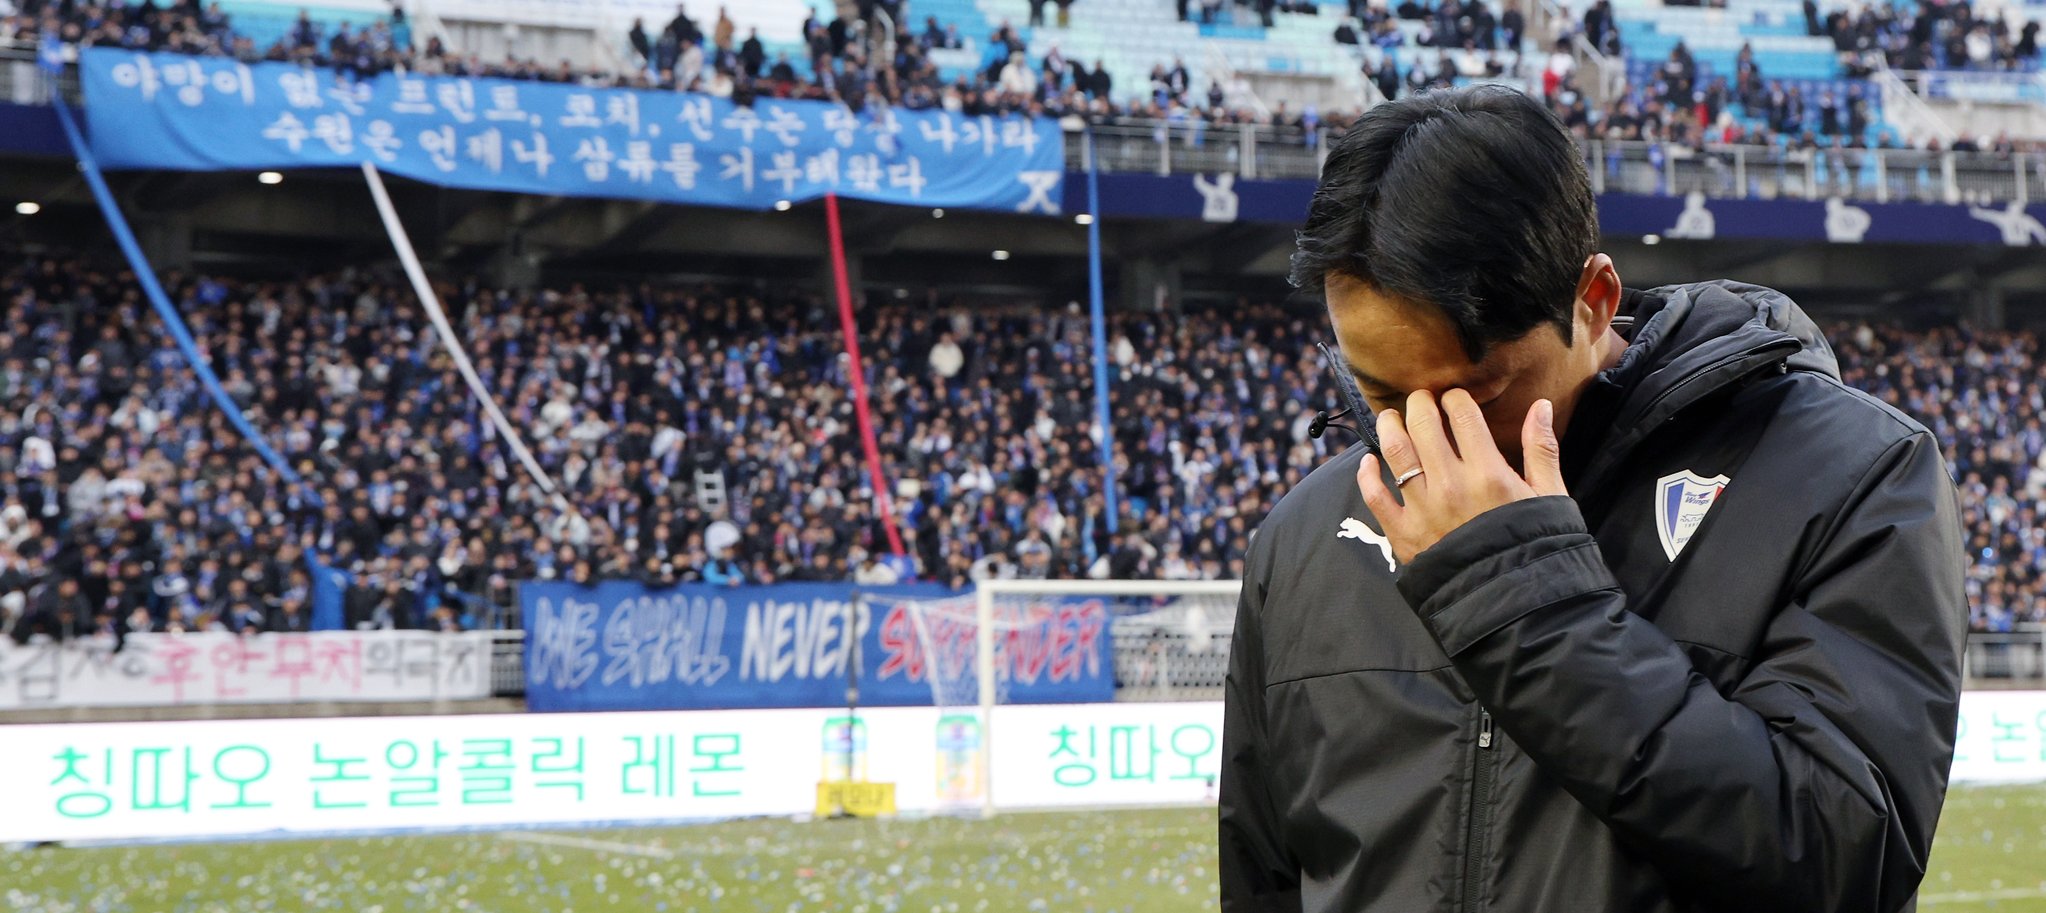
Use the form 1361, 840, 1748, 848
1628, 280, 1838, 383
1574, 280, 1831, 488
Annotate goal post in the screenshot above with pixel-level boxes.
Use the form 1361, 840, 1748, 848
968, 578, 1242, 817
858, 578, 1241, 816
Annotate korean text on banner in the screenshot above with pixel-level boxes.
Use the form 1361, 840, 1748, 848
521, 582, 1115, 711
0, 702, 1229, 843
0, 631, 495, 709
78, 48, 1065, 215
1, 693, 2034, 843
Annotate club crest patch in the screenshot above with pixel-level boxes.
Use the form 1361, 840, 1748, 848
1655, 470, 1729, 561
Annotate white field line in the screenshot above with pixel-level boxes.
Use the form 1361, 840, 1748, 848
494, 815, 1206, 863
496, 831, 676, 859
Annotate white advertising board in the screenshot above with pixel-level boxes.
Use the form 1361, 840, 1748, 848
1949, 689, 2046, 784
4, 691, 2030, 844
0, 701, 1224, 843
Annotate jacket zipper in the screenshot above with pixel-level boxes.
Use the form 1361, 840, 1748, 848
1578, 338, 1801, 493
1462, 708, 1495, 913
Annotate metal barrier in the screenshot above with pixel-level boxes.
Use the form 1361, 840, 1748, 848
1585, 139, 2042, 206
1963, 627, 2046, 683
0, 43, 78, 105
1111, 622, 1228, 702
489, 629, 526, 697
1074, 122, 2046, 206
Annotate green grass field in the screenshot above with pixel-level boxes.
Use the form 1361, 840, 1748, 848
5, 784, 2043, 912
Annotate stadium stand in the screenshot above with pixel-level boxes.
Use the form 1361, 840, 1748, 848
1612, 0, 1843, 80
0, 3, 2034, 645
1613, 0, 2044, 78
0, 248, 2037, 642
15, 0, 2037, 150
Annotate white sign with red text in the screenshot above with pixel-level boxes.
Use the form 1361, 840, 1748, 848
0, 631, 495, 709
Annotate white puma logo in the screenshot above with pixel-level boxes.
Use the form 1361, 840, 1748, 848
1337, 517, 1397, 572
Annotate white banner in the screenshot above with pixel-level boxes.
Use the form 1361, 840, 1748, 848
0, 631, 495, 709
1950, 689, 2046, 783
0, 702, 1225, 843
991, 702, 1223, 809
2, 691, 2027, 843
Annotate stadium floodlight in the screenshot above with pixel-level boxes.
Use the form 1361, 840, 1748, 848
931, 208, 945, 219
991, 250, 1010, 260
14, 202, 38, 215
258, 171, 284, 185
1074, 213, 1095, 225
1642, 234, 1661, 245
774, 199, 792, 211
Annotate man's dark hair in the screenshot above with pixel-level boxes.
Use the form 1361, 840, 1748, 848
1291, 86, 1599, 362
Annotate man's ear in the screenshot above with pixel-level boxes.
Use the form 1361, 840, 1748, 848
1575, 253, 1622, 338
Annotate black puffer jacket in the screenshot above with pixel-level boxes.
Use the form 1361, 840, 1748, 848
1219, 282, 1968, 913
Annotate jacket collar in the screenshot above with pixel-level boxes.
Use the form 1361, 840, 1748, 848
1568, 281, 1820, 492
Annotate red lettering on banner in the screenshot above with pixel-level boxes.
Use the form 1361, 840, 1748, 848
149, 639, 203, 703
936, 611, 974, 681
314, 639, 365, 693
209, 639, 269, 699
1050, 604, 1079, 681
999, 605, 1046, 686
877, 600, 1107, 690
267, 635, 317, 699
875, 604, 922, 682
1071, 600, 1104, 680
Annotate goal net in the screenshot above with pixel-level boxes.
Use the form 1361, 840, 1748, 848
868, 579, 1240, 816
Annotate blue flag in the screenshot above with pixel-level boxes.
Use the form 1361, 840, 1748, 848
37, 33, 64, 75
307, 551, 351, 631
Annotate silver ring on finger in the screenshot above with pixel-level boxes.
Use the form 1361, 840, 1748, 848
1394, 466, 1425, 488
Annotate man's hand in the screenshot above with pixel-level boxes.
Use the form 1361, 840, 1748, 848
1357, 390, 1569, 563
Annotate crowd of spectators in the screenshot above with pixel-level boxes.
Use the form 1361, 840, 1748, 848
0, 247, 2037, 642
1, 0, 239, 58
0, 0, 1354, 131
1531, 34, 2046, 161
1833, 323, 2046, 633
0, 0, 1579, 149
10, 0, 2046, 150
1178, 0, 1327, 27
1541, 40, 1893, 150
0, 251, 1335, 641
19, 0, 2031, 160
1806, 0, 2042, 74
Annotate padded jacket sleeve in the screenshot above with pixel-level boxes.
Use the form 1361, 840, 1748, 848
1395, 431, 1967, 913
1219, 533, 1303, 913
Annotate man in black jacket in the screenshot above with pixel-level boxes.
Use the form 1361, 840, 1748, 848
11, 578, 93, 644
1221, 85, 1966, 912
740, 27, 766, 78
628, 17, 651, 66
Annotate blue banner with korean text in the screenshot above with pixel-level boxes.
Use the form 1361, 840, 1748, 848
78, 48, 1065, 215
521, 581, 1115, 712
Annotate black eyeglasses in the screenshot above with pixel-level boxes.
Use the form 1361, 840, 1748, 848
1308, 341, 1380, 455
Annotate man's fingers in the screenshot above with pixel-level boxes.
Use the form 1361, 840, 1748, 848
1520, 398, 1568, 497
1376, 409, 1419, 481
1403, 390, 1459, 468
1439, 389, 1500, 467
1357, 453, 1403, 521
